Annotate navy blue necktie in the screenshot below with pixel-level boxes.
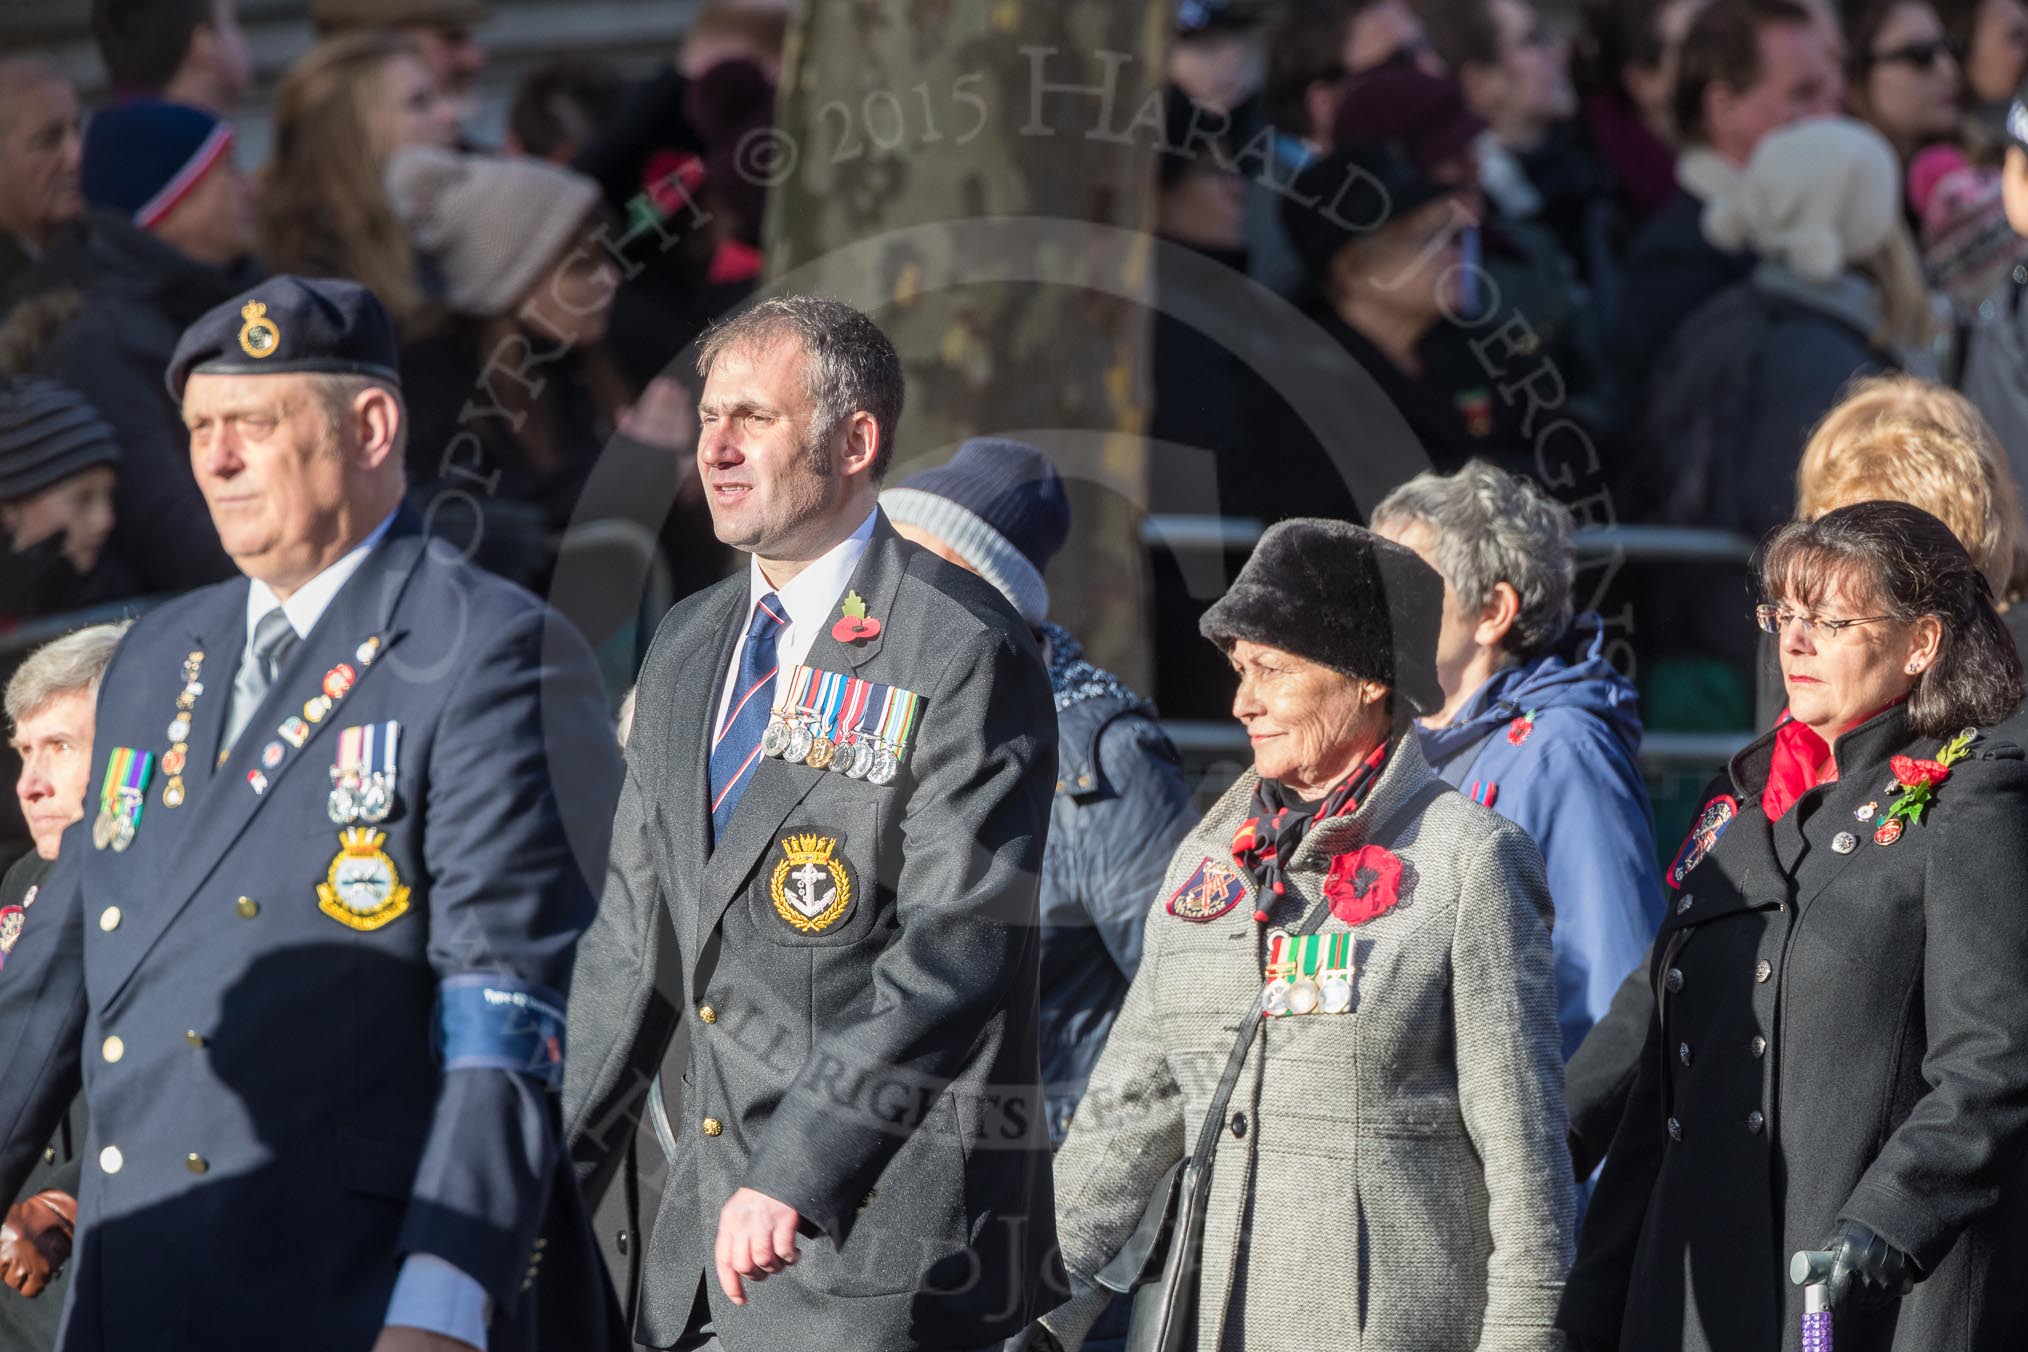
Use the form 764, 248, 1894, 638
708, 593, 785, 842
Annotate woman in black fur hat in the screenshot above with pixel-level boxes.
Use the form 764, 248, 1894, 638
1035, 518, 1575, 1352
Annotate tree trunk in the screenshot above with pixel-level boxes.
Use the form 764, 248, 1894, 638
764, 0, 1167, 683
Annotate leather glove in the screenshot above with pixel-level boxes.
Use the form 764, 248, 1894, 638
0, 1191, 77, 1297
1823, 1219, 1917, 1313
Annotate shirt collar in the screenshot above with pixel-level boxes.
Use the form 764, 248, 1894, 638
748, 508, 877, 629
246, 508, 399, 646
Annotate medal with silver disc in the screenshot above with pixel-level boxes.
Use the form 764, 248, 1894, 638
1261, 930, 1297, 1016
1284, 932, 1322, 1015
862, 682, 921, 788
93, 748, 154, 853
760, 710, 790, 759
1318, 931, 1356, 1014
356, 721, 399, 823
831, 675, 874, 775
328, 724, 366, 825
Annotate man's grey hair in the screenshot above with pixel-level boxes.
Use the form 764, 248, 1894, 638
6, 620, 131, 728
695, 295, 905, 478
1372, 461, 1575, 658
306, 373, 409, 461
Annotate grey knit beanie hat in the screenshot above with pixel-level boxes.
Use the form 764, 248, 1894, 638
386, 146, 601, 318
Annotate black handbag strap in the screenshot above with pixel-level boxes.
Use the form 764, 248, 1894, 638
1185, 777, 1447, 1168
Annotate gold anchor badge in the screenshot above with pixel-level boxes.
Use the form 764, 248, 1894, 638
769, 833, 852, 933
317, 827, 411, 931
238, 299, 280, 359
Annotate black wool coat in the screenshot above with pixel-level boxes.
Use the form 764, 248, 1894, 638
1560, 706, 2028, 1352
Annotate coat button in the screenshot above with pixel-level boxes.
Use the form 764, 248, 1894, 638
99, 1145, 123, 1174
616, 1228, 630, 1255
1676, 895, 1693, 915
1667, 1117, 1682, 1141
41, 1147, 55, 1165
186, 1030, 206, 1048
1832, 832, 1857, 854
1746, 1110, 1765, 1134
1755, 959, 1773, 983
102, 1035, 124, 1063
1751, 1035, 1768, 1057
1665, 968, 1684, 993
1229, 1112, 1248, 1138
698, 1004, 717, 1025
186, 1153, 208, 1174
1678, 1042, 1692, 1067
701, 1117, 723, 1137
236, 896, 259, 919
98, 906, 121, 932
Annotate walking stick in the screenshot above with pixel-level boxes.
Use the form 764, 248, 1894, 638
1791, 1250, 1836, 1351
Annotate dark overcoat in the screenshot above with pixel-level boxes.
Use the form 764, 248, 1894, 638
1560, 706, 2028, 1352
0, 513, 626, 1351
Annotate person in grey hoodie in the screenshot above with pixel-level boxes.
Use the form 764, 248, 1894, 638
1376, 461, 1663, 1055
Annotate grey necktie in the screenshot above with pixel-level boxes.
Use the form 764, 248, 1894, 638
223, 607, 299, 755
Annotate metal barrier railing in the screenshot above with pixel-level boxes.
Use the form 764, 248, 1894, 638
1142, 517, 1763, 783
1138, 515, 1758, 565
0, 596, 170, 667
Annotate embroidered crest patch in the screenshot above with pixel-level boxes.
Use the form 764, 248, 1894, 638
1167, 856, 1247, 922
1668, 793, 1738, 890
770, 833, 855, 934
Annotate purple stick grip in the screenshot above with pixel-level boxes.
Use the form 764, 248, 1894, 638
1802, 1310, 1833, 1351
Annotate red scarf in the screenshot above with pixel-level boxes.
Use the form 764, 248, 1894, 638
1762, 701, 1906, 821
1763, 715, 1836, 822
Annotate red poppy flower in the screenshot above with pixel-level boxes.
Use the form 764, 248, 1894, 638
831, 615, 882, 643
1324, 845, 1405, 925
1507, 715, 1534, 746
1890, 754, 1951, 788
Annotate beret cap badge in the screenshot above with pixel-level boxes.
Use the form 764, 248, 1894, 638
238, 300, 279, 359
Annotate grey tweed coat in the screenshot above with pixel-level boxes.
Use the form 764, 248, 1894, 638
1042, 738, 1575, 1352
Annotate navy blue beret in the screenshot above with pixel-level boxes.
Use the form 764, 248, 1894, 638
166, 275, 400, 400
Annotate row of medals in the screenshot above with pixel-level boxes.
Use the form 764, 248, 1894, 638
760, 710, 900, 785
1260, 929, 1356, 1017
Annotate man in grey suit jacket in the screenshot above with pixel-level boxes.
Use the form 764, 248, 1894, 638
564, 296, 1064, 1352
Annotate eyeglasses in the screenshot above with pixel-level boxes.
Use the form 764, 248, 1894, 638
1754, 604, 1898, 638
1866, 37, 1961, 69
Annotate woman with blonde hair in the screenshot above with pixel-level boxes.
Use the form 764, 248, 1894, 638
257, 32, 459, 335
1749, 371, 2028, 729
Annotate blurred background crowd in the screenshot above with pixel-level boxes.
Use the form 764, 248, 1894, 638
5, 0, 2028, 837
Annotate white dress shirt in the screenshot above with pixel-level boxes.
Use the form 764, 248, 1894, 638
713, 509, 878, 735
244, 509, 490, 1351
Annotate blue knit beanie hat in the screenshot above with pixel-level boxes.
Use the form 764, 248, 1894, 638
881, 437, 1071, 626
82, 101, 235, 230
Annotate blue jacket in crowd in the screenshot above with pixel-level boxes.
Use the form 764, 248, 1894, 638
1036, 624, 1199, 1147
1417, 621, 1664, 1057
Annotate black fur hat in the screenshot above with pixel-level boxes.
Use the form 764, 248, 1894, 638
1200, 518, 1445, 715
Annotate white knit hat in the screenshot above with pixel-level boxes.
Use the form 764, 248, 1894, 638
385, 147, 601, 317
1689, 117, 1902, 283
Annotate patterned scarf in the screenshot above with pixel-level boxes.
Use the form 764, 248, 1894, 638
1231, 740, 1392, 903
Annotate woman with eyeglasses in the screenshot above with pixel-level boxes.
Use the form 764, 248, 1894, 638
1558, 498, 2028, 1352
1847, 0, 1966, 163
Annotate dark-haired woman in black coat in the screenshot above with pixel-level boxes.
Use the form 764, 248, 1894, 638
1559, 500, 2028, 1352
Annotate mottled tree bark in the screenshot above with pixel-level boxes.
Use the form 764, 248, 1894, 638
764, 0, 1167, 682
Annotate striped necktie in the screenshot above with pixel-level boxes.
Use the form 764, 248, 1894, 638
707, 593, 784, 842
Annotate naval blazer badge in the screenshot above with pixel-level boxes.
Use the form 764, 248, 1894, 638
1166, 855, 1247, 922
770, 833, 855, 934
317, 826, 412, 931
